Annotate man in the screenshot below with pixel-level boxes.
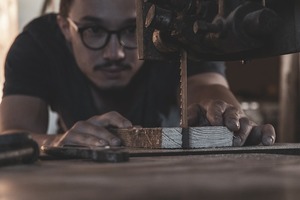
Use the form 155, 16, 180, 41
0, 0, 275, 147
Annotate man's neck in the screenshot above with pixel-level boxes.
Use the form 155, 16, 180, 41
90, 85, 134, 115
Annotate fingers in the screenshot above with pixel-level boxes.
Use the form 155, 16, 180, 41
234, 118, 276, 147
190, 100, 276, 147
88, 111, 132, 128
188, 104, 210, 127
192, 100, 240, 131
57, 130, 108, 147
244, 124, 276, 146
261, 124, 276, 145
189, 100, 276, 147
55, 122, 121, 147
206, 100, 227, 126
54, 111, 133, 147
233, 117, 252, 147
223, 106, 240, 132
243, 126, 263, 146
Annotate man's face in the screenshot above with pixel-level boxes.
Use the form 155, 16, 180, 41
65, 0, 143, 90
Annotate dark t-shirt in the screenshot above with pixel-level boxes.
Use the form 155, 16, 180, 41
3, 14, 226, 130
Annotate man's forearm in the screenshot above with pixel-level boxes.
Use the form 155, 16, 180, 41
1, 129, 60, 147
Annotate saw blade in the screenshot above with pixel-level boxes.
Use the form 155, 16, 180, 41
180, 50, 188, 128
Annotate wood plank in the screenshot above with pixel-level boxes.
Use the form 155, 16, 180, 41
113, 126, 233, 149
189, 127, 233, 148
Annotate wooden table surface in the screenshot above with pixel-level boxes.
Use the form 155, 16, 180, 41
1, 150, 300, 200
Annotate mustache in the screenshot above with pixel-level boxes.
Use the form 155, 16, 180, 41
93, 61, 131, 71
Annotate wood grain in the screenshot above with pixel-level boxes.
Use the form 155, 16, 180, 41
5, 153, 300, 200
113, 126, 233, 149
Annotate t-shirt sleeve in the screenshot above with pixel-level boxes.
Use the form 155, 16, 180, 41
3, 32, 51, 103
187, 59, 226, 77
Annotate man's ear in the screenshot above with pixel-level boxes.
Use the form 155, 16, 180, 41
57, 15, 71, 41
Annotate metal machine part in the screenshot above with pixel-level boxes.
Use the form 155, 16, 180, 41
136, 0, 300, 61
41, 145, 129, 163
179, 50, 190, 148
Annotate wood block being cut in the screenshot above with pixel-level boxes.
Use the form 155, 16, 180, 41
113, 126, 233, 149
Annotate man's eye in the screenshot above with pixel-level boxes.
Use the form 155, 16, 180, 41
85, 26, 105, 35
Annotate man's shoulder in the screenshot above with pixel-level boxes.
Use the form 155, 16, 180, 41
22, 13, 64, 44
17, 13, 67, 57
24, 13, 58, 32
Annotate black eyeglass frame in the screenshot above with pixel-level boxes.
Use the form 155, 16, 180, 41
67, 18, 137, 51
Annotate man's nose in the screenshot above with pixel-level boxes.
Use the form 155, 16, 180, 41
102, 35, 125, 61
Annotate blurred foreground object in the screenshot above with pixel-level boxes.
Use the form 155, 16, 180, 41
41, 145, 129, 163
0, 132, 39, 166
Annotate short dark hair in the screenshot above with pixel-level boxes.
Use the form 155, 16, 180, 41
59, 0, 74, 18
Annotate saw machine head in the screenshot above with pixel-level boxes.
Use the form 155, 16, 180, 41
136, 0, 300, 61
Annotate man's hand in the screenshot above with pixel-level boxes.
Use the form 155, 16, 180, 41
187, 100, 276, 146
50, 111, 132, 147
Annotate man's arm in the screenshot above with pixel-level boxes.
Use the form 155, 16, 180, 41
186, 72, 276, 146
187, 72, 240, 113
0, 95, 53, 145
0, 95, 132, 147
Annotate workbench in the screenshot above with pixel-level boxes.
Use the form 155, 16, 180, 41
1, 146, 300, 200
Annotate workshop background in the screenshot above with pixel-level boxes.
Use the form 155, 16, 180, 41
0, 0, 299, 142
0, 0, 59, 133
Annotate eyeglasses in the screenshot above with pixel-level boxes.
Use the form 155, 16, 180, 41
67, 18, 137, 50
